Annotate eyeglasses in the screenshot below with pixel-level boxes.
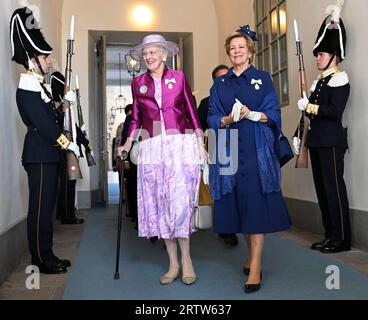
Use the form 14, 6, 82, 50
142, 49, 161, 58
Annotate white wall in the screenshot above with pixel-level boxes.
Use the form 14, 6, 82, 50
0, 0, 63, 235
61, 0, 220, 192
283, 0, 368, 212
87, 32, 99, 192
213, 0, 254, 65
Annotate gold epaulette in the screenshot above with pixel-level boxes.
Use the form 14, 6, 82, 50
56, 134, 70, 150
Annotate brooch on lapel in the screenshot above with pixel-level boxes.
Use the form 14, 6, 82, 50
251, 79, 262, 91
140, 85, 148, 94
165, 78, 176, 90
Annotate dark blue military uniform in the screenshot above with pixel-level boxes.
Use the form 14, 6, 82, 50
305, 67, 351, 244
11, 6, 73, 273
17, 74, 69, 267
50, 71, 88, 224
55, 105, 88, 224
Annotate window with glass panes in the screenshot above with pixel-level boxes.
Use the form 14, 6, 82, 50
255, 0, 289, 106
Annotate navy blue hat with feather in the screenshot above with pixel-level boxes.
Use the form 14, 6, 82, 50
237, 25, 258, 42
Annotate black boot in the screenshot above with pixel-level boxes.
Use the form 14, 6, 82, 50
320, 240, 351, 253
52, 254, 71, 268
311, 238, 331, 250
225, 234, 239, 247
61, 217, 84, 224
150, 236, 158, 243
31, 258, 67, 274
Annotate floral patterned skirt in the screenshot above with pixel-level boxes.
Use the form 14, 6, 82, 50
137, 133, 201, 239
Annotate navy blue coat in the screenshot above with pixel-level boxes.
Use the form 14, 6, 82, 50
208, 66, 291, 234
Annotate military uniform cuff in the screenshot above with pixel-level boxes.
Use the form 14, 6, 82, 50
57, 134, 71, 150
306, 103, 319, 116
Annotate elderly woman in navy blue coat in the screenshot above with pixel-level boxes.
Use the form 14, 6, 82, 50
208, 26, 291, 293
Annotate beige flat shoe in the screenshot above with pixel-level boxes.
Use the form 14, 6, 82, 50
182, 275, 197, 285
160, 273, 179, 285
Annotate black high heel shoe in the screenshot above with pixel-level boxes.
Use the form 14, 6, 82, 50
244, 282, 261, 293
244, 271, 262, 293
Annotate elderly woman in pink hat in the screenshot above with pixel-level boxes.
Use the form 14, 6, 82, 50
120, 34, 205, 285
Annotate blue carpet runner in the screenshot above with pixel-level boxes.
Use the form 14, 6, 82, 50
63, 206, 368, 300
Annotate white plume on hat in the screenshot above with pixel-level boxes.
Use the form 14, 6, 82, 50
313, 0, 346, 60
18, 0, 29, 7
325, 0, 344, 22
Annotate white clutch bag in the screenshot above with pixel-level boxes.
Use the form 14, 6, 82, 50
130, 141, 140, 165
192, 205, 213, 230
130, 128, 142, 165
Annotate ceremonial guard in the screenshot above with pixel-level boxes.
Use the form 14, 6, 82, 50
50, 71, 89, 224
10, 7, 79, 273
294, 2, 351, 253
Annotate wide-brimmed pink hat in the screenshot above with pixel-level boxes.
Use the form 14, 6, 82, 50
131, 34, 179, 61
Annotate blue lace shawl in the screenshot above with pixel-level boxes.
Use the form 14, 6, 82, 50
207, 84, 282, 201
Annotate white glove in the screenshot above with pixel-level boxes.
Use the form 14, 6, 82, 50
297, 91, 309, 111
202, 161, 209, 185
246, 111, 262, 122
67, 141, 80, 158
65, 90, 76, 103
231, 99, 243, 122
292, 137, 301, 156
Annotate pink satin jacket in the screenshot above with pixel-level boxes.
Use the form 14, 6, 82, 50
127, 68, 201, 139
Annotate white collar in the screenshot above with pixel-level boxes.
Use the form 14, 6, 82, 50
18, 73, 52, 103
18, 73, 43, 92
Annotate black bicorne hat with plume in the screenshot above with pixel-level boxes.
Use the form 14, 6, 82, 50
313, 0, 347, 61
10, 7, 53, 69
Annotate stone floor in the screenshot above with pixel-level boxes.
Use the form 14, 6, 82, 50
277, 228, 368, 276
0, 210, 367, 300
0, 211, 88, 300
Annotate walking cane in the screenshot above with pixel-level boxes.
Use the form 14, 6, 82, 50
114, 150, 128, 280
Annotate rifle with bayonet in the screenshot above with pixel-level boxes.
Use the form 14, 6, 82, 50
294, 19, 309, 169
63, 15, 82, 180
75, 75, 96, 167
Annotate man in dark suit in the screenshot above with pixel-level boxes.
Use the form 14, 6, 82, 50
295, 4, 351, 253
198, 65, 239, 247
198, 65, 229, 131
10, 7, 79, 273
